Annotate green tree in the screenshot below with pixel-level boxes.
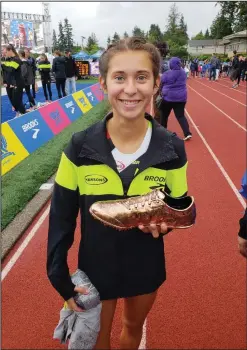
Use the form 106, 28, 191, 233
123, 31, 129, 39
163, 3, 188, 58
107, 36, 111, 45
63, 17, 74, 50
178, 15, 188, 40
204, 28, 211, 39
148, 24, 163, 44
210, 13, 232, 39
112, 32, 120, 43
85, 33, 99, 54
191, 30, 205, 40
132, 26, 145, 38
52, 29, 58, 50
57, 21, 66, 51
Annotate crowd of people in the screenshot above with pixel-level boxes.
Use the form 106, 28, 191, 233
185, 51, 247, 88
1, 44, 79, 118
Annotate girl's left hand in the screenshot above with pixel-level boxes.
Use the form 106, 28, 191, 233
138, 222, 168, 238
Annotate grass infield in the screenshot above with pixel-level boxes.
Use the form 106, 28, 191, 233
2, 100, 109, 230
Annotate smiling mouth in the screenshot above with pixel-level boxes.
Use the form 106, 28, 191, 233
119, 99, 141, 105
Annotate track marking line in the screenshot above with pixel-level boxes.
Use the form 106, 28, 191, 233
139, 319, 147, 349
214, 81, 246, 95
1, 205, 51, 281
194, 80, 246, 107
185, 108, 246, 209
187, 85, 247, 132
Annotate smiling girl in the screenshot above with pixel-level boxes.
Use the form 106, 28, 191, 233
47, 37, 189, 349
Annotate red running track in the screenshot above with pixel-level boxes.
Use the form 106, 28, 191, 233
2, 77, 246, 349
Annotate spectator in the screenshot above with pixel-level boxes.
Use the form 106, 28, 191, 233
231, 50, 240, 88
38, 53, 52, 102
2, 44, 26, 116
52, 50, 66, 99
64, 49, 78, 95
209, 53, 217, 81
19, 50, 36, 109
238, 170, 247, 258
159, 57, 192, 141
24, 48, 37, 99
190, 60, 197, 78
215, 57, 221, 81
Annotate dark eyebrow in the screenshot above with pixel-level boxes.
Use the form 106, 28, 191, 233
112, 70, 151, 75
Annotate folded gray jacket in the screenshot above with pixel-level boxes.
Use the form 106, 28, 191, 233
53, 303, 102, 349
53, 269, 102, 349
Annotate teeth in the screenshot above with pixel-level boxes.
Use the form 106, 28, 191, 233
122, 100, 139, 105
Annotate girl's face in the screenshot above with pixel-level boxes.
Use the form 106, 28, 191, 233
101, 51, 159, 121
6, 49, 13, 58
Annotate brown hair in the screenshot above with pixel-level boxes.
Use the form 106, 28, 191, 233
54, 50, 62, 56
6, 44, 18, 57
19, 50, 25, 58
99, 37, 161, 83
40, 53, 48, 61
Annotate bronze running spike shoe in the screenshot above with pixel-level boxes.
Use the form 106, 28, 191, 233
89, 190, 196, 231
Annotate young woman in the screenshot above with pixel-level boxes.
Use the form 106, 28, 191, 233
1, 44, 26, 116
19, 50, 36, 109
52, 50, 66, 98
47, 37, 190, 349
38, 53, 52, 102
159, 57, 192, 141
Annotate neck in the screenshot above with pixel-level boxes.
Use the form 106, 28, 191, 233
107, 112, 148, 143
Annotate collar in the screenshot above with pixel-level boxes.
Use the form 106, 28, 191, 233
79, 112, 179, 173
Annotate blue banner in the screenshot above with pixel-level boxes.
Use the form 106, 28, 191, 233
83, 86, 99, 106
58, 95, 83, 122
8, 110, 54, 154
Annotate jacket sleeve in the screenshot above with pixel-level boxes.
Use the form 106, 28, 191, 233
73, 59, 79, 77
47, 135, 80, 301
238, 208, 247, 239
165, 136, 188, 198
52, 59, 56, 73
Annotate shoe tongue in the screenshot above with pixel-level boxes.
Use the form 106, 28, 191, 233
156, 190, 165, 200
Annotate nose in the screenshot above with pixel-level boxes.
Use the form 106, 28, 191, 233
123, 78, 137, 96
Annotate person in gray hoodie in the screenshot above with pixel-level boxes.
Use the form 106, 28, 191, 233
209, 54, 219, 81
52, 50, 67, 98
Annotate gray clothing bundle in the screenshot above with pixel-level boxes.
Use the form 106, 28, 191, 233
53, 269, 102, 349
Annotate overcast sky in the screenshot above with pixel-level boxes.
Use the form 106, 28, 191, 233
2, 2, 220, 46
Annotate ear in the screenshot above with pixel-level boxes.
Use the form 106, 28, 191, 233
99, 76, 107, 93
153, 76, 160, 95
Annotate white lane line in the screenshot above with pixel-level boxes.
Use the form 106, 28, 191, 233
185, 108, 246, 209
194, 80, 246, 107
187, 85, 247, 132
1, 205, 51, 281
139, 319, 147, 349
215, 81, 246, 95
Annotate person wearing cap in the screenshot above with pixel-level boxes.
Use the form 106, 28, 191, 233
64, 48, 78, 95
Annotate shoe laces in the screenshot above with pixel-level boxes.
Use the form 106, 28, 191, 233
125, 190, 161, 211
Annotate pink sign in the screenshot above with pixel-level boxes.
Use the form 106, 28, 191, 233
90, 84, 104, 102
39, 101, 71, 135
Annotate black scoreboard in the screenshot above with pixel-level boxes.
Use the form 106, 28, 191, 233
75, 60, 90, 77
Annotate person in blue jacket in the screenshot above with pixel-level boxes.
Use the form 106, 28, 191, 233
238, 170, 247, 258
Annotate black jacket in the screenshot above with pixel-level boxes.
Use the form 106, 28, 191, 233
47, 113, 189, 301
52, 56, 66, 79
27, 56, 37, 75
64, 56, 78, 78
1, 56, 25, 87
21, 60, 35, 86
238, 208, 247, 239
38, 60, 51, 82
232, 55, 240, 70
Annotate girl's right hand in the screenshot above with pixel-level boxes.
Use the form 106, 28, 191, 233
66, 286, 89, 312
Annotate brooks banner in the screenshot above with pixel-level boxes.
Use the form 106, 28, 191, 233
1, 83, 103, 175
